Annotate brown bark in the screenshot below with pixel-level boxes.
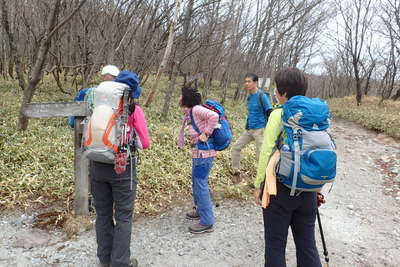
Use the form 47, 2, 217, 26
144, 0, 181, 108
15, 0, 88, 130
1, 0, 26, 89
160, 0, 195, 119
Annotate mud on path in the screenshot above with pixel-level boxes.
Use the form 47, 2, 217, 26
0, 118, 399, 267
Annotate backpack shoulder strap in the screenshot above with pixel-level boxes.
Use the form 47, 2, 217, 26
257, 92, 264, 110
120, 89, 130, 124
258, 91, 270, 111
258, 91, 273, 120
189, 109, 201, 134
275, 107, 285, 148
202, 103, 221, 116
84, 87, 96, 114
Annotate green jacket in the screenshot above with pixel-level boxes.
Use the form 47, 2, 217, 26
254, 108, 287, 188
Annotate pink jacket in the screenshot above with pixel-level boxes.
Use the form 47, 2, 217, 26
189, 105, 219, 158
128, 105, 150, 149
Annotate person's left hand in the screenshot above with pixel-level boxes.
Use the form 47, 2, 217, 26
199, 133, 209, 142
254, 188, 262, 206
317, 192, 326, 207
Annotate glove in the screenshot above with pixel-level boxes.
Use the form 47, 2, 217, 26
317, 192, 326, 207
129, 102, 136, 115
114, 152, 128, 175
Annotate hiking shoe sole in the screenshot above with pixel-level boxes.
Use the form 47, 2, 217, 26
129, 257, 138, 267
186, 214, 200, 220
186, 210, 200, 220
188, 225, 214, 234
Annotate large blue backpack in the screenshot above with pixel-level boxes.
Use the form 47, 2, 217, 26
190, 100, 233, 151
276, 96, 337, 196
114, 70, 142, 99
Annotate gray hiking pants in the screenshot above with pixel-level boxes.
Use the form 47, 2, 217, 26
90, 160, 137, 267
231, 128, 264, 172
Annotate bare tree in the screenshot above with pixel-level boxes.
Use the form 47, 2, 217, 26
144, 0, 181, 107
1, 0, 88, 130
0, 0, 350, 119
160, 0, 195, 119
336, 0, 375, 105
378, 0, 400, 101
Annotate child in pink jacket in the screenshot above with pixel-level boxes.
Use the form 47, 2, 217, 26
178, 86, 218, 234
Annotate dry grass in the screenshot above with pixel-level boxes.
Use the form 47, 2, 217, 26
0, 77, 256, 217
328, 96, 400, 140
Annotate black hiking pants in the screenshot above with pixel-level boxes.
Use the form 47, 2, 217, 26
90, 160, 137, 267
262, 181, 322, 267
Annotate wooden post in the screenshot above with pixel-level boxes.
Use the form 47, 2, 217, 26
22, 102, 89, 215
74, 117, 89, 215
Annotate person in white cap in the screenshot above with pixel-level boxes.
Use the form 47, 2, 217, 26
101, 65, 120, 81
68, 65, 121, 128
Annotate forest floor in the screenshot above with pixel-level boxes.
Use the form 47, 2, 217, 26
0, 118, 399, 267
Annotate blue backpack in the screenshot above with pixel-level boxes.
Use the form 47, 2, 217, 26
68, 87, 92, 128
276, 96, 337, 196
190, 100, 233, 151
114, 70, 142, 99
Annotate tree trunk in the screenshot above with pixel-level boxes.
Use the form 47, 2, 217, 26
18, 0, 63, 130
233, 84, 241, 101
7, 58, 14, 79
16, 0, 88, 130
160, 0, 194, 119
392, 88, 400, 101
354, 61, 362, 106
144, 0, 181, 107
1, 0, 25, 87
161, 65, 178, 119
220, 72, 230, 105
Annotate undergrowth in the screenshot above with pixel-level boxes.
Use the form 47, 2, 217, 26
328, 96, 400, 140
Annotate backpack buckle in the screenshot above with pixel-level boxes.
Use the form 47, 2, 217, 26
293, 129, 302, 140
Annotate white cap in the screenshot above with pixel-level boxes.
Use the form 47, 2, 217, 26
101, 65, 120, 77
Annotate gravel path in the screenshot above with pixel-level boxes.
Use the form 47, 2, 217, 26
1, 118, 399, 267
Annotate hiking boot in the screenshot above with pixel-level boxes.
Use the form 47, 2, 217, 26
247, 182, 255, 189
129, 257, 138, 267
186, 210, 200, 220
101, 257, 137, 267
188, 223, 214, 234
88, 194, 95, 212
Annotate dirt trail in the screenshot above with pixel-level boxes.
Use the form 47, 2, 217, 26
1, 118, 399, 267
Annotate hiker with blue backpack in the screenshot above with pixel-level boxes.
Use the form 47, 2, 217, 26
231, 73, 272, 182
68, 65, 120, 128
178, 85, 232, 234
83, 69, 150, 267
254, 67, 336, 267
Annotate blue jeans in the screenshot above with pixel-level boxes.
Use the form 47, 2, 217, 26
192, 157, 215, 225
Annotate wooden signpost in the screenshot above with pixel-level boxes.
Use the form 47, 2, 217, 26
258, 77, 278, 107
22, 102, 90, 215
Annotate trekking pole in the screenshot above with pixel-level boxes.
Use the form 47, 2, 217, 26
316, 209, 329, 266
